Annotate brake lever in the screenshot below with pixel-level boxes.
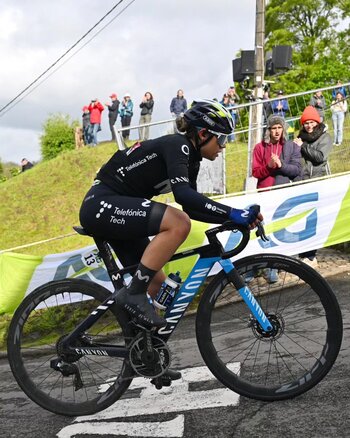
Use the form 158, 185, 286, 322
255, 222, 269, 242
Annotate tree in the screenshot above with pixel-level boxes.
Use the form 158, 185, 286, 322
40, 114, 79, 160
265, 0, 350, 92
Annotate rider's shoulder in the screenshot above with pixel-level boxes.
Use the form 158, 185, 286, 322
162, 133, 192, 148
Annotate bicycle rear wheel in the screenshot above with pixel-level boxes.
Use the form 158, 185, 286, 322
196, 254, 343, 401
7, 279, 134, 416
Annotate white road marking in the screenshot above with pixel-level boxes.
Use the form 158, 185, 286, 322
57, 364, 240, 437
57, 415, 184, 437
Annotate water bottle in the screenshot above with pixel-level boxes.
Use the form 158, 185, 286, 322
154, 271, 182, 310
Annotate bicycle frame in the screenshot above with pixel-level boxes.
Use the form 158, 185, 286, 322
63, 225, 272, 357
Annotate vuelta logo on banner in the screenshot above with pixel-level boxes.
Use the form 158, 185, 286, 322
258, 192, 319, 249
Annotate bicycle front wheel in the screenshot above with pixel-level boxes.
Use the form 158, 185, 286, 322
196, 254, 343, 401
7, 279, 134, 416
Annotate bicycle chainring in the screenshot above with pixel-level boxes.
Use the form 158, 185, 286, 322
129, 334, 171, 378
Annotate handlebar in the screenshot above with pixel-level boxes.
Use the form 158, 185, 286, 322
205, 220, 269, 259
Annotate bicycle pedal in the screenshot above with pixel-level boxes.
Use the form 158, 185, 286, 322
150, 375, 172, 390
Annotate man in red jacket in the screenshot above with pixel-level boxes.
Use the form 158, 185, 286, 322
251, 115, 302, 283
88, 98, 104, 146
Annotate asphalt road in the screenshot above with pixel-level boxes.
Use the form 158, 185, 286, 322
1, 272, 349, 438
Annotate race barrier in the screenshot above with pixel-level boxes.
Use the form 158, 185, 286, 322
1, 173, 349, 314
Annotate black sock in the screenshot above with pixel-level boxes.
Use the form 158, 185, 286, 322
127, 262, 156, 295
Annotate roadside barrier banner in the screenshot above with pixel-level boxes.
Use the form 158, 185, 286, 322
1, 174, 349, 314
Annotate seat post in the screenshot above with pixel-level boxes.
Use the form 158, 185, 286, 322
93, 237, 124, 290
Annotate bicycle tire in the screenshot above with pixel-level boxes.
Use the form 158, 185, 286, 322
196, 253, 343, 401
7, 279, 134, 416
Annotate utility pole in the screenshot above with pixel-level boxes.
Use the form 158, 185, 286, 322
245, 0, 265, 190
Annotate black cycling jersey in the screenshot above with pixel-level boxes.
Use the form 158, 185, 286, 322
96, 134, 231, 223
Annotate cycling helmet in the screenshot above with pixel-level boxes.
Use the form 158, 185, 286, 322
183, 99, 234, 134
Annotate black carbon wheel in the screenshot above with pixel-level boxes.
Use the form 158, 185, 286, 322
196, 254, 343, 401
7, 279, 134, 416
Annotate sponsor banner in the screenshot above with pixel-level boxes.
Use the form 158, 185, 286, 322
0, 175, 349, 314
0, 252, 43, 314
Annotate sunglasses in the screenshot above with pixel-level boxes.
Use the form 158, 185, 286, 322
207, 130, 229, 148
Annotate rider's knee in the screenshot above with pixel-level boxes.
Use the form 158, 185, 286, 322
176, 211, 191, 239
162, 207, 191, 240
180, 211, 191, 236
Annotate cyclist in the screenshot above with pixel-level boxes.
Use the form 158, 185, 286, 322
79, 99, 263, 329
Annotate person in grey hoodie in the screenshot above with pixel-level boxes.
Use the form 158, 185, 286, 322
309, 90, 326, 122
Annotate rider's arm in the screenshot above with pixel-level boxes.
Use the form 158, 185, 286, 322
163, 139, 231, 223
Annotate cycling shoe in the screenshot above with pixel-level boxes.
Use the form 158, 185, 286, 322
151, 369, 182, 388
164, 368, 182, 380
116, 287, 167, 328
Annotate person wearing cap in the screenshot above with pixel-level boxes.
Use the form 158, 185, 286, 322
119, 93, 134, 140
82, 106, 91, 145
330, 91, 347, 146
294, 105, 333, 267
252, 114, 302, 282
139, 92, 154, 141
271, 90, 289, 118
88, 99, 104, 146
105, 93, 120, 142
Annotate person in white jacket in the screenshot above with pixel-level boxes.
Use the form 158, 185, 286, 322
330, 91, 348, 146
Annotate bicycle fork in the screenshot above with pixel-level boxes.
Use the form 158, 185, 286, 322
219, 259, 273, 332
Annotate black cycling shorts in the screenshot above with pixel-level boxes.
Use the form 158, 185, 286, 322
79, 182, 167, 266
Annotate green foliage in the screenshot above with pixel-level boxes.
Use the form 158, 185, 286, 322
265, 1, 350, 94
0, 159, 3, 176
9, 167, 21, 177
40, 113, 79, 161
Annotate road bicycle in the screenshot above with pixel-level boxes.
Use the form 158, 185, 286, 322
7, 220, 343, 416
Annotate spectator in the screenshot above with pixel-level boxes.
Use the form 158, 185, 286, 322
262, 89, 273, 132
271, 90, 289, 118
227, 86, 240, 141
21, 158, 34, 172
119, 93, 134, 140
220, 94, 235, 142
82, 106, 91, 145
105, 93, 120, 142
139, 91, 154, 141
170, 89, 187, 117
330, 91, 347, 146
309, 90, 326, 122
252, 115, 302, 282
88, 99, 104, 147
294, 106, 333, 267
227, 85, 240, 105
331, 80, 347, 99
